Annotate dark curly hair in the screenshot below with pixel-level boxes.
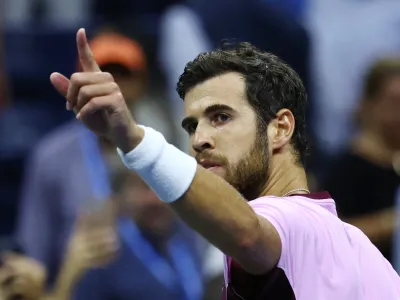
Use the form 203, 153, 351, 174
177, 41, 308, 166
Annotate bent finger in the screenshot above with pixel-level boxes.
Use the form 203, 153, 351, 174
76, 82, 120, 111
76, 94, 119, 120
67, 72, 114, 109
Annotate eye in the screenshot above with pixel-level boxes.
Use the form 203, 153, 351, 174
212, 113, 231, 126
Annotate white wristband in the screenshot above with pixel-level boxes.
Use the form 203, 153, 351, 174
117, 125, 198, 203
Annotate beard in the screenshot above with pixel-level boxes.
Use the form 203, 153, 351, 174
196, 134, 270, 200
226, 134, 270, 200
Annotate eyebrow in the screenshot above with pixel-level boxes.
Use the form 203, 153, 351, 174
181, 104, 235, 129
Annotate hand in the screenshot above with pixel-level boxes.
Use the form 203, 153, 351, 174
0, 253, 46, 300
65, 202, 119, 272
50, 28, 143, 153
66, 228, 119, 272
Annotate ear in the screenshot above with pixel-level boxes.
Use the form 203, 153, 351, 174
268, 109, 295, 151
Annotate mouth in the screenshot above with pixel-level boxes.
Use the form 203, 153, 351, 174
199, 160, 222, 170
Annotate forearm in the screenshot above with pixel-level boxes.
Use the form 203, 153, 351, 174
171, 165, 261, 260
49, 260, 84, 300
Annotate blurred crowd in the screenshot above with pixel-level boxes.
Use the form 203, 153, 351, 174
0, 0, 400, 299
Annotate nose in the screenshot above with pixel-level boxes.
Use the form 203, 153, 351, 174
192, 129, 215, 153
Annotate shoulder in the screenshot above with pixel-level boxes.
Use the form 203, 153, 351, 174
248, 195, 338, 254
248, 196, 349, 278
249, 195, 334, 218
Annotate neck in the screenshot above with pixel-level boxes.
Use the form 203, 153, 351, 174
352, 129, 397, 167
259, 154, 309, 197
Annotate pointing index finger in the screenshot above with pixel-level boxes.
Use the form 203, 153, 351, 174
77, 28, 100, 72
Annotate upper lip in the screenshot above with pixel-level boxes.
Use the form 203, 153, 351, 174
198, 159, 221, 169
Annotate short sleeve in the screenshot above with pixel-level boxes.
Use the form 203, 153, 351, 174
249, 198, 326, 281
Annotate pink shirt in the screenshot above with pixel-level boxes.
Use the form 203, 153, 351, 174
223, 193, 400, 299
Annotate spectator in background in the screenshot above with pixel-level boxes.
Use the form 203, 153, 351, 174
0, 202, 118, 300
52, 200, 119, 300
305, 1, 400, 175
16, 29, 176, 282
3, 180, 204, 300
74, 171, 204, 300
324, 58, 400, 265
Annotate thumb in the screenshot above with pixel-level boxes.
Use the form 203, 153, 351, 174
50, 72, 69, 98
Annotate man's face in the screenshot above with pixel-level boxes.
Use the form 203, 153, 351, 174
370, 74, 400, 149
183, 72, 269, 199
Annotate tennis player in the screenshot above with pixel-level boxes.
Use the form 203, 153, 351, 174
50, 29, 400, 300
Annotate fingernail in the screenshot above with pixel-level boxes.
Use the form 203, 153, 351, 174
76, 112, 81, 119
66, 102, 71, 111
